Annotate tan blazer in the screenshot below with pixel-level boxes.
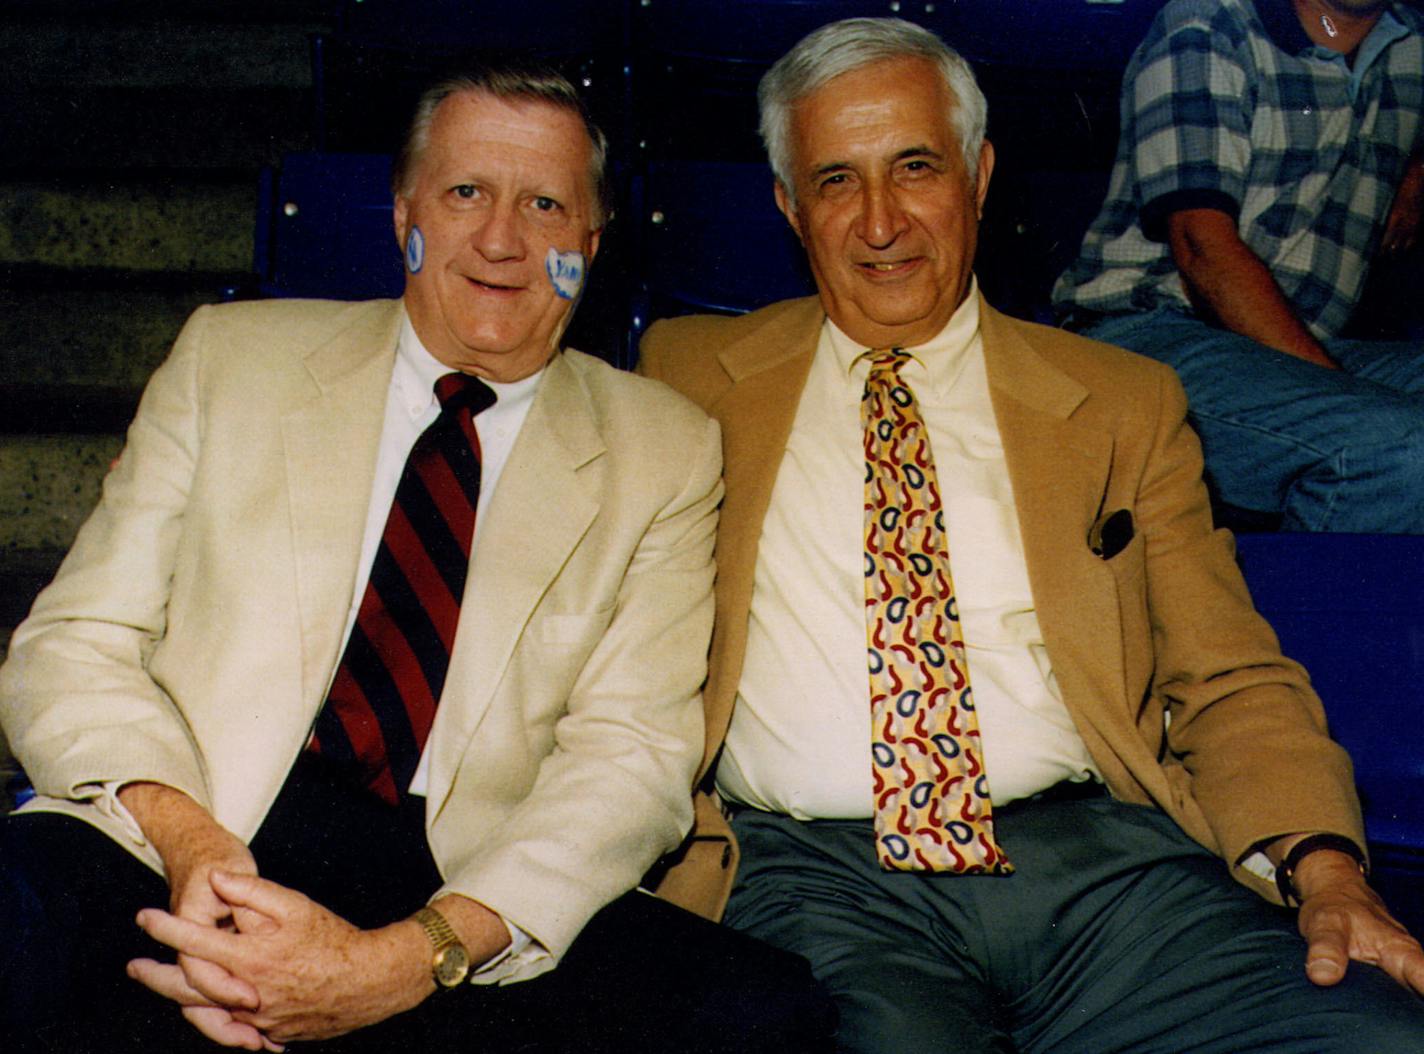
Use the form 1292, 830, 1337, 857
0, 298, 722, 972
641, 294, 1364, 919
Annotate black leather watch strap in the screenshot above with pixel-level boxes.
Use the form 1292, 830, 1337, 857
1274, 833, 1367, 907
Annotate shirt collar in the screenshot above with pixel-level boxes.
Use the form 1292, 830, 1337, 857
395, 310, 542, 420
829, 277, 981, 402
1255, 0, 1410, 67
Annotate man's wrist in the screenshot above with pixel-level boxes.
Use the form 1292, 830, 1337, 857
1274, 833, 1367, 905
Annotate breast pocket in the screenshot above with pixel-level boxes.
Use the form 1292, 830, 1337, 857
538, 606, 616, 647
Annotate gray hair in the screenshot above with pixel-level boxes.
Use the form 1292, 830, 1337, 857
758, 18, 987, 203
392, 62, 612, 227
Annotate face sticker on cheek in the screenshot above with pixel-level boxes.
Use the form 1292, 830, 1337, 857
545, 247, 586, 301
405, 225, 425, 274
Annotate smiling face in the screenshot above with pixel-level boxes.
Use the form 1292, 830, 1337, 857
775, 56, 993, 350
394, 90, 602, 382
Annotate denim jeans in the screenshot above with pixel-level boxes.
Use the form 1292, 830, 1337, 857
1081, 309, 1424, 534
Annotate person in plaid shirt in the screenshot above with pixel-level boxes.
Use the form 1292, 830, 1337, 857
1054, 0, 1424, 533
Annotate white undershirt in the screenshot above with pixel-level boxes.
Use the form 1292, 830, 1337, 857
717, 287, 1099, 818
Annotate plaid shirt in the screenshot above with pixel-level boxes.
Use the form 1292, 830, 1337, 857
1053, 0, 1424, 339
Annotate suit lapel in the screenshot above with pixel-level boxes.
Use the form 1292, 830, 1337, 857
281, 301, 402, 710
426, 351, 603, 810
979, 302, 1130, 732
702, 300, 823, 726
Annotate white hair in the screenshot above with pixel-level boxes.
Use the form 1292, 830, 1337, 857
758, 17, 988, 203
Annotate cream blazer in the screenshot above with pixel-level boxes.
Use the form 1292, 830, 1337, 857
0, 298, 723, 971
641, 294, 1363, 919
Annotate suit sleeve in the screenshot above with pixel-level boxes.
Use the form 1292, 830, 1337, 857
1136, 366, 1363, 893
432, 410, 723, 967
0, 306, 214, 814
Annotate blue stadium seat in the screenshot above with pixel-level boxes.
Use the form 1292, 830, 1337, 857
253, 152, 404, 301
634, 159, 813, 328
1235, 532, 1424, 932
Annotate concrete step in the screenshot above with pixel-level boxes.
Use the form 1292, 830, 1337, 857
0, 283, 213, 393
1, 178, 254, 273
0, 434, 123, 554
0, 20, 319, 90
1, 86, 315, 174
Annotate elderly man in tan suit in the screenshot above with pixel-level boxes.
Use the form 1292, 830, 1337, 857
640, 17, 1424, 1053
0, 62, 830, 1053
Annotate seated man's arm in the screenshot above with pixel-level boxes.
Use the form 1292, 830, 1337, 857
1382, 153, 1424, 255
1129, 362, 1421, 989
1120, 11, 1331, 368
1166, 208, 1337, 369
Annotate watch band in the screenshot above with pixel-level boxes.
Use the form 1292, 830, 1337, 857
1274, 833, 1367, 907
414, 906, 471, 989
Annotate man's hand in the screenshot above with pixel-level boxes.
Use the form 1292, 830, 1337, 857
131, 870, 432, 1044
118, 782, 274, 1046
1292, 849, 1424, 994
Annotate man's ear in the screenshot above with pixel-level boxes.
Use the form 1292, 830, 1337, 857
773, 180, 804, 244
974, 140, 995, 220
393, 194, 410, 249
586, 224, 603, 265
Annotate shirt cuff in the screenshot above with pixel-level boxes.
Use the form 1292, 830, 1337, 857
469, 918, 546, 986
91, 780, 152, 847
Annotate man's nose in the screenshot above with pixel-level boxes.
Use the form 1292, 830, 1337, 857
856, 183, 910, 248
472, 202, 524, 260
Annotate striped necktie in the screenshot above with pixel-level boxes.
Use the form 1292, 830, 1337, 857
862, 348, 1011, 873
311, 371, 495, 805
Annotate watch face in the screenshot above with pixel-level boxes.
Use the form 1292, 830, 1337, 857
433, 944, 471, 988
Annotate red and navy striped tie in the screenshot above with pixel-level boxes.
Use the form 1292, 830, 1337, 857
310, 372, 496, 805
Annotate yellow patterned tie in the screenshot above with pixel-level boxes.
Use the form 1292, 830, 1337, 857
862, 349, 1011, 874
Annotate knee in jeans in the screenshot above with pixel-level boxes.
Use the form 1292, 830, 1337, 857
1342, 426, 1424, 489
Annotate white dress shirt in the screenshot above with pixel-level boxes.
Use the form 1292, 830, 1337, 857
717, 286, 1100, 819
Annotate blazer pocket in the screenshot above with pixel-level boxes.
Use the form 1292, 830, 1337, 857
538, 606, 616, 647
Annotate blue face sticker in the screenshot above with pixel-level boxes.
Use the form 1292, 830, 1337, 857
405, 225, 425, 274
545, 247, 586, 301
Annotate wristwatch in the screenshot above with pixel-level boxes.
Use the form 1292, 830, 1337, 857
1274, 833, 1367, 907
413, 906, 471, 989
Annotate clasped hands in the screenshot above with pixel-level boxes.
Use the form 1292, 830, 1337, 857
115, 784, 430, 1049
129, 859, 431, 1050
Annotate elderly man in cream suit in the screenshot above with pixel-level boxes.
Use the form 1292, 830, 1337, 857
0, 63, 830, 1053
641, 18, 1424, 1054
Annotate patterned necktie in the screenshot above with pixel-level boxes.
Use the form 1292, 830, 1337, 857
862, 349, 1011, 873
311, 372, 495, 805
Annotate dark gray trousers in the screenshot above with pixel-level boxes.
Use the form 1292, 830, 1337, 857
727, 791, 1424, 1053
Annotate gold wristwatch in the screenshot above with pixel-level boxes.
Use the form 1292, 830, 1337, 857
413, 906, 471, 989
